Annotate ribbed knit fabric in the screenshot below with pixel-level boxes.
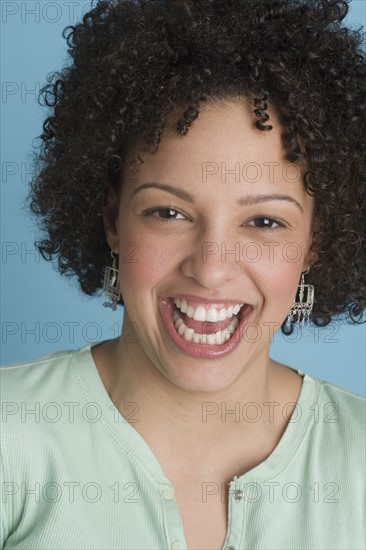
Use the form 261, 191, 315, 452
1, 342, 365, 550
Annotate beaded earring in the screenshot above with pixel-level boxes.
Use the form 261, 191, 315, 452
285, 268, 314, 329
102, 251, 121, 311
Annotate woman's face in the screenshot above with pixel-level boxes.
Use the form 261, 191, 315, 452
104, 98, 315, 392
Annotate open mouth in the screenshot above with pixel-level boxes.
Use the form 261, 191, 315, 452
159, 296, 254, 358
171, 300, 247, 346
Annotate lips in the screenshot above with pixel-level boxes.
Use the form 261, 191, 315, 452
159, 297, 254, 359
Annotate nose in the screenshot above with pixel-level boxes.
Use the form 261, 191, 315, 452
180, 228, 242, 290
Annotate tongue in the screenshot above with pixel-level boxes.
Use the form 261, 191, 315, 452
182, 313, 234, 334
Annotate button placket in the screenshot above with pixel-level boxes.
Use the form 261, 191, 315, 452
162, 487, 174, 500
159, 484, 186, 550
233, 489, 244, 502
221, 476, 244, 549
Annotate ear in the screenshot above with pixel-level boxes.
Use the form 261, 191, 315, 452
302, 247, 317, 273
302, 217, 319, 272
102, 186, 120, 253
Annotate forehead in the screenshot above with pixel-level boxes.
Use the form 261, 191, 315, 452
124, 98, 306, 189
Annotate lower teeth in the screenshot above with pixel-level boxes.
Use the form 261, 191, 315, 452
172, 309, 239, 346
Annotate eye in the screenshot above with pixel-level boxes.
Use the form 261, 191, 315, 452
143, 207, 188, 221
247, 217, 287, 229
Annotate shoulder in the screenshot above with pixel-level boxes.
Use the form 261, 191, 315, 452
319, 378, 365, 443
315, 376, 365, 424
304, 373, 365, 470
0, 341, 97, 407
0, 345, 94, 471
0, 346, 88, 404
1, 347, 76, 371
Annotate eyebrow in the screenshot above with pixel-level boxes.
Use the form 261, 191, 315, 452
130, 182, 304, 214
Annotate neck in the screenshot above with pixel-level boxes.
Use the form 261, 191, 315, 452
98, 338, 299, 440
92, 337, 303, 478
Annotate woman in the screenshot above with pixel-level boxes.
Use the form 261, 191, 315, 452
1, 0, 365, 549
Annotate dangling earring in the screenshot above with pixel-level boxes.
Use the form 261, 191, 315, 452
103, 250, 121, 311
285, 268, 315, 329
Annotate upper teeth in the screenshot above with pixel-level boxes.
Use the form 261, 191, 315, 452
173, 298, 244, 322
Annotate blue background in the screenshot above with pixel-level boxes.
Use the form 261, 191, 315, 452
1, 0, 365, 396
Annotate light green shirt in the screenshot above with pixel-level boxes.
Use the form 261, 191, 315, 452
1, 342, 365, 550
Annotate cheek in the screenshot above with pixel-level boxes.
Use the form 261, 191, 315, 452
248, 240, 306, 311
262, 238, 307, 286
117, 229, 177, 292
254, 259, 301, 313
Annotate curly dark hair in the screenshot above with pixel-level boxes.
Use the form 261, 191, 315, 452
28, 0, 366, 333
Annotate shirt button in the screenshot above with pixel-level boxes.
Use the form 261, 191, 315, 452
171, 541, 184, 550
161, 487, 174, 500
233, 489, 243, 501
